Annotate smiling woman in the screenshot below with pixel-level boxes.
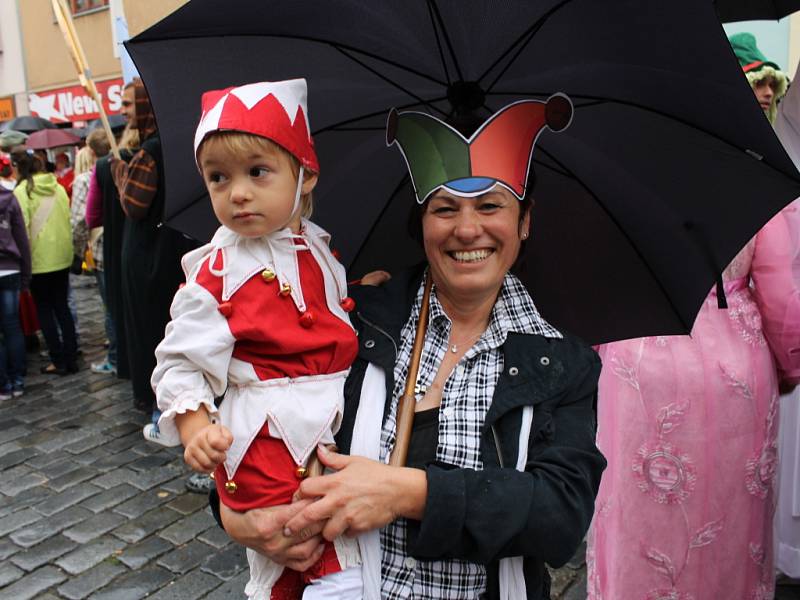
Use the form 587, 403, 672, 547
216, 96, 605, 600
421, 189, 530, 311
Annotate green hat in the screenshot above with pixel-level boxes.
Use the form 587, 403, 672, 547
0, 129, 28, 151
729, 32, 780, 73
728, 32, 788, 124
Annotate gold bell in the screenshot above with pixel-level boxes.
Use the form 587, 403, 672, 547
295, 466, 308, 479
261, 269, 276, 282
280, 283, 292, 296
224, 480, 237, 494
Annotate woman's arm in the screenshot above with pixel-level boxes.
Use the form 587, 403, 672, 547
407, 341, 605, 568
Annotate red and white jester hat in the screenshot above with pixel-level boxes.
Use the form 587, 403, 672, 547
193, 78, 319, 172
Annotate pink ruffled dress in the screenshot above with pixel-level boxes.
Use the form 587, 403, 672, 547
588, 201, 800, 600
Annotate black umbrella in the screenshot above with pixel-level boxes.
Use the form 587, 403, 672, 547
0, 116, 58, 134
715, 0, 800, 22
126, 0, 800, 344
88, 114, 127, 131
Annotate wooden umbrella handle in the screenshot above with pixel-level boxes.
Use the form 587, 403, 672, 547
389, 273, 433, 467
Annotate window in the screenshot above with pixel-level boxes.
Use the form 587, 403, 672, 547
70, 0, 109, 16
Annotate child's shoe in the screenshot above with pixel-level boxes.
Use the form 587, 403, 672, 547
142, 423, 179, 447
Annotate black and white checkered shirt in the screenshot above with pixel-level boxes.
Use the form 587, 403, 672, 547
379, 273, 561, 599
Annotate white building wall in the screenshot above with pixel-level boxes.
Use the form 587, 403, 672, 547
0, 0, 29, 116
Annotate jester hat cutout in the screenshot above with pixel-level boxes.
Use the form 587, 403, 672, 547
387, 95, 573, 203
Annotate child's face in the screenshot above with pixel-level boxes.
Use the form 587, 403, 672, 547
200, 142, 316, 237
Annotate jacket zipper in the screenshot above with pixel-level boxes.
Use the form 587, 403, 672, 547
355, 312, 398, 356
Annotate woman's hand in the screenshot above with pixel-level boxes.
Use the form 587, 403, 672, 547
285, 445, 427, 541
220, 501, 327, 571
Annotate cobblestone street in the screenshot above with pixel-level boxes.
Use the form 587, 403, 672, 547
0, 276, 250, 599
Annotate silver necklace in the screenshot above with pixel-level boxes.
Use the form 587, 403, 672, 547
449, 331, 484, 354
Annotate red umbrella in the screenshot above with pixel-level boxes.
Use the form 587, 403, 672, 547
26, 128, 81, 150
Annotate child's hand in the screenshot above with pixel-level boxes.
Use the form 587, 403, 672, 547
184, 423, 233, 473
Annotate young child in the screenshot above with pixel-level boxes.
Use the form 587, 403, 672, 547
152, 79, 362, 599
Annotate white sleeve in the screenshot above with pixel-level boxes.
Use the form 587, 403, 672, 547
151, 281, 236, 445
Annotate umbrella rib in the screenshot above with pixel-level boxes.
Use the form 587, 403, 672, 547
333, 46, 449, 118
162, 188, 208, 232
536, 145, 690, 332
427, 0, 463, 82
133, 32, 448, 87
477, 0, 574, 87
312, 96, 450, 137
485, 23, 543, 95
348, 173, 411, 271
426, 0, 451, 86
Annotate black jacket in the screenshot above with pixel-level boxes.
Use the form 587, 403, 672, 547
210, 267, 605, 599
337, 268, 606, 599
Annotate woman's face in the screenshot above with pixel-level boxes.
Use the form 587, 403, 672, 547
422, 186, 530, 304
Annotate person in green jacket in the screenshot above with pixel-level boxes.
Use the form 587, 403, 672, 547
10, 147, 78, 374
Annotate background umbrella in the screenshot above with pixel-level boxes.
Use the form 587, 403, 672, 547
0, 116, 57, 134
88, 114, 127, 132
66, 127, 89, 140
127, 0, 800, 344
715, 0, 800, 22
26, 128, 81, 150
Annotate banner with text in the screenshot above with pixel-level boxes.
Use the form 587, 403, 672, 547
28, 78, 124, 124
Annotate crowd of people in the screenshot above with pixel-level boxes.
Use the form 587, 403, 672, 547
0, 31, 798, 599
0, 79, 199, 476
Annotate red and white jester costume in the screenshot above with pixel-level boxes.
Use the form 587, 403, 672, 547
151, 80, 362, 599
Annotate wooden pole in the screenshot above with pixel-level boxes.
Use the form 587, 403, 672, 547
389, 273, 433, 467
51, 0, 121, 159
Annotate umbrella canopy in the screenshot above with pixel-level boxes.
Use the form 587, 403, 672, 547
26, 128, 81, 150
126, 0, 800, 344
88, 114, 127, 131
0, 116, 58, 134
66, 127, 89, 140
715, 0, 800, 22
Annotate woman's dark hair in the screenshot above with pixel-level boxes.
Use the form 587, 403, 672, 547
10, 146, 45, 196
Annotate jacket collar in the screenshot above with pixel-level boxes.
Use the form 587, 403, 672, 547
483, 332, 569, 429
183, 219, 348, 320
350, 267, 567, 423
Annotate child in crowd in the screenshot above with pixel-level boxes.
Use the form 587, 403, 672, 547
151, 79, 363, 599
